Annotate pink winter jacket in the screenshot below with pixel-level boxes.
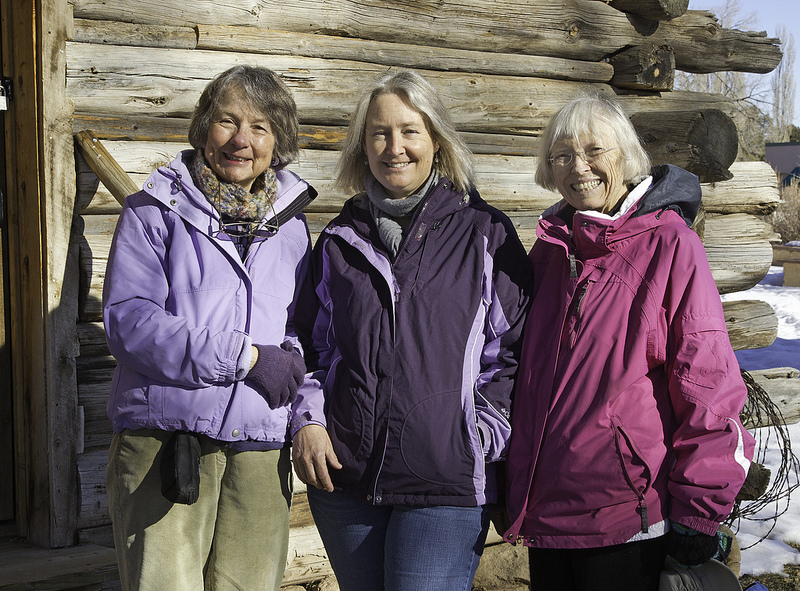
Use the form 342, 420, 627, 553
504, 165, 755, 549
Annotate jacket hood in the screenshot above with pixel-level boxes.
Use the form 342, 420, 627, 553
540, 164, 702, 230
630, 164, 701, 227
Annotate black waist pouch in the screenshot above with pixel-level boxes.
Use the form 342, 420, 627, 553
160, 431, 201, 505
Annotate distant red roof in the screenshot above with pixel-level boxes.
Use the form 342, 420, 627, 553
766, 142, 800, 175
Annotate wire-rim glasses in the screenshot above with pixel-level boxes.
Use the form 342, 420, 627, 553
211, 185, 280, 240
214, 219, 280, 239
548, 147, 618, 167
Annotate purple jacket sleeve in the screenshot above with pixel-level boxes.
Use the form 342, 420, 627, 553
475, 215, 533, 463
103, 197, 246, 387
290, 237, 331, 435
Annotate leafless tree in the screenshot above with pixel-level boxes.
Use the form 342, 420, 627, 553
770, 25, 796, 142
673, 0, 774, 160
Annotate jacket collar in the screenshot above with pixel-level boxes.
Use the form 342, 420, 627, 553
143, 150, 315, 234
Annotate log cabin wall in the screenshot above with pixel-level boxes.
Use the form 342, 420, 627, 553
66, 0, 788, 585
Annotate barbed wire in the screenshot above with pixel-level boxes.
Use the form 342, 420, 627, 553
725, 369, 800, 549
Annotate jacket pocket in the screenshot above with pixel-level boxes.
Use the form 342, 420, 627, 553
400, 390, 474, 486
327, 371, 374, 463
611, 416, 653, 533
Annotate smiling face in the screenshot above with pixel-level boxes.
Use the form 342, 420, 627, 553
364, 92, 439, 199
203, 91, 276, 191
551, 126, 628, 214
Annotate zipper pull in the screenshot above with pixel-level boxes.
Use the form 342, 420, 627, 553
414, 221, 428, 241
569, 254, 577, 278
639, 498, 649, 533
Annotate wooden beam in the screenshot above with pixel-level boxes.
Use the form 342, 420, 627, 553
41, 0, 81, 547
604, 0, 689, 21
65, 42, 745, 136
75, 131, 139, 205
3, 0, 46, 545
722, 299, 778, 351
70, 0, 782, 74
631, 109, 738, 183
195, 24, 614, 83
72, 17, 197, 49
658, 10, 782, 75
609, 43, 675, 91
743, 368, 800, 428
76, 143, 781, 218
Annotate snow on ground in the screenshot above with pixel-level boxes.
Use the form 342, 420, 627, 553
721, 266, 800, 575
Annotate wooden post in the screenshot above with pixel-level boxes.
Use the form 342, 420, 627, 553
75, 131, 139, 205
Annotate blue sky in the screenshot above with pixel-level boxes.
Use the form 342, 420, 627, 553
689, 0, 799, 126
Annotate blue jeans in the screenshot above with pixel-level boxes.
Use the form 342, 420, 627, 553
307, 486, 490, 591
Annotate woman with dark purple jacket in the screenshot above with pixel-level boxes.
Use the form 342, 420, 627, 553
290, 70, 532, 591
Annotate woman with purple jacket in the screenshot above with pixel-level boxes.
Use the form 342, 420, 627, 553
290, 70, 532, 590
103, 66, 314, 591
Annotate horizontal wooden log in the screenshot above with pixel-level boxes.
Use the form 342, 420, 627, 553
70, 0, 781, 74
72, 17, 197, 49
743, 368, 800, 428
66, 42, 742, 135
655, 10, 782, 74
77, 143, 781, 218
630, 109, 738, 183
604, 0, 689, 21
722, 300, 777, 351
195, 24, 614, 83
610, 43, 675, 91
701, 213, 778, 294
698, 161, 780, 216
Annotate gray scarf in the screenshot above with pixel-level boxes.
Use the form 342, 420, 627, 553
365, 170, 439, 259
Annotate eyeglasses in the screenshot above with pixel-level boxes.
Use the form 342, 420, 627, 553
548, 147, 618, 167
212, 186, 280, 240
214, 219, 279, 239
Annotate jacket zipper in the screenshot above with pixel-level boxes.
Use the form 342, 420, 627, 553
371, 199, 444, 504
568, 281, 591, 348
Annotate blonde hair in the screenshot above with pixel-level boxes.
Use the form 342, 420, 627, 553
336, 70, 475, 195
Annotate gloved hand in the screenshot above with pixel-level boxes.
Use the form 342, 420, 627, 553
246, 341, 306, 409
666, 522, 719, 567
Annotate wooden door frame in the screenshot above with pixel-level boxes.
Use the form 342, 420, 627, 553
1, 0, 79, 548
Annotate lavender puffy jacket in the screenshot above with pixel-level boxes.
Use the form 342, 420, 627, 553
104, 150, 313, 443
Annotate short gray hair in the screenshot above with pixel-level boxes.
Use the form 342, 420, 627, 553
336, 69, 475, 195
535, 94, 651, 192
188, 66, 299, 169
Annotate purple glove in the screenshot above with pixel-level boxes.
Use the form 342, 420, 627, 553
246, 341, 306, 409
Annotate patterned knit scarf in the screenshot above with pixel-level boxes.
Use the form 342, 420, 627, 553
190, 150, 278, 222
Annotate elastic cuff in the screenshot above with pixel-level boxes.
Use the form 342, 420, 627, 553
234, 333, 254, 381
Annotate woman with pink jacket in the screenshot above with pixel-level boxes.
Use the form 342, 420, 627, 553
504, 94, 755, 590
